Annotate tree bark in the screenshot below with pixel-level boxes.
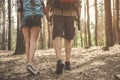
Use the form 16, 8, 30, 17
116, 0, 120, 44
1, 0, 6, 50
94, 0, 98, 46
112, 0, 116, 43
8, 0, 11, 50
48, 23, 53, 48
84, 0, 88, 48
86, 0, 91, 47
14, 15, 25, 55
104, 0, 114, 47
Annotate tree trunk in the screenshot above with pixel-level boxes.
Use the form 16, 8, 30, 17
1, 0, 6, 50
0, 5, 2, 46
48, 23, 53, 48
104, 0, 114, 47
86, 0, 91, 47
94, 0, 98, 46
39, 28, 44, 49
112, 0, 116, 43
14, 15, 25, 55
84, 0, 88, 48
73, 29, 77, 47
116, 0, 120, 44
43, 19, 46, 49
80, 19, 83, 47
8, 0, 11, 50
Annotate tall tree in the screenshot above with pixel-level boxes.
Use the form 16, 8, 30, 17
48, 23, 53, 48
116, 0, 120, 44
14, 13, 25, 55
14, 28, 25, 55
73, 29, 78, 47
84, 0, 88, 47
94, 0, 98, 46
112, 0, 116, 43
0, 3, 1, 46
1, 0, 6, 50
8, 0, 11, 50
39, 27, 44, 49
86, 0, 91, 47
80, 20, 83, 47
104, 0, 114, 47
97, 1, 104, 46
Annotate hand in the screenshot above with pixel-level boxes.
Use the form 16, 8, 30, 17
46, 15, 53, 25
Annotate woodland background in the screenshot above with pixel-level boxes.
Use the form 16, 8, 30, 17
0, 0, 120, 80
0, 0, 120, 53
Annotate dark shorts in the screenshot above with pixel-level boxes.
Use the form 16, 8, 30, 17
53, 15, 75, 40
21, 15, 42, 28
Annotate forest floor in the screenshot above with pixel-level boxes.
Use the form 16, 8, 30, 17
0, 45, 120, 80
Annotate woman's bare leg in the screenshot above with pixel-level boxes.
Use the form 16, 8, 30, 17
29, 27, 40, 64
22, 27, 30, 62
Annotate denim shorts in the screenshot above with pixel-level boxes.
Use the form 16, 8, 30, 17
52, 15, 75, 40
21, 15, 42, 28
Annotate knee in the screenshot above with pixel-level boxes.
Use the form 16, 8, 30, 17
30, 39, 37, 45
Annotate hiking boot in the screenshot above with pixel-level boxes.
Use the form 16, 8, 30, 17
65, 62, 71, 70
26, 64, 39, 75
55, 60, 64, 74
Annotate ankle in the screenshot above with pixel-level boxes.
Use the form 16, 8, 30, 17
65, 61, 70, 66
57, 60, 62, 64
27, 62, 33, 66
65, 61, 71, 70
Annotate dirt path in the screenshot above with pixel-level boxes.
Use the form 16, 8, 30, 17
0, 45, 120, 80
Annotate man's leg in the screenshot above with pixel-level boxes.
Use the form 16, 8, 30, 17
64, 16, 75, 70
54, 37, 62, 61
65, 39, 72, 62
65, 39, 72, 70
52, 15, 64, 74
54, 37, 64, 74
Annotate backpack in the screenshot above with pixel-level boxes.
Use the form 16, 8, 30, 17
22, 0, 44, 18
53, 0, 76, 9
